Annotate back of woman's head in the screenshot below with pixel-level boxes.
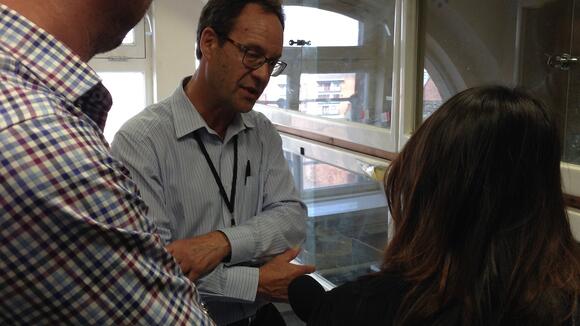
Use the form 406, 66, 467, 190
383, 86, 579, 325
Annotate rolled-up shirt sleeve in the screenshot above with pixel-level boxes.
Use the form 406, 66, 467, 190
112, 125, 264, 303
219, 117, 307, 265
110, 107, 306, 307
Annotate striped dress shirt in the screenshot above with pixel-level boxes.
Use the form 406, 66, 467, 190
111, 79, 307, 325
0, 5, 214, 325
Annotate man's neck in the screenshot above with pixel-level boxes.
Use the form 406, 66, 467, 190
184, 74, 235, 140
201, 108, 236, 140
2, 0, 95, 62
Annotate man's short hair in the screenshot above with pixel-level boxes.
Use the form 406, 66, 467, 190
196, 0, 285, 59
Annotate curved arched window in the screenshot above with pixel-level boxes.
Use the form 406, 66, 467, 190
284, 6, 359, 47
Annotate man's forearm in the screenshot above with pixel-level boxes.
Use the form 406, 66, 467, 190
166, 231, 232, 281
219, 202, 307, 264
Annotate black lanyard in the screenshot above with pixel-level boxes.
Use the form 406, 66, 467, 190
193, 132, 238, 226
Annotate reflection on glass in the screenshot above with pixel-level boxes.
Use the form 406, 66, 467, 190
420, 0, 578, 163
299, 73, 357, 120
420, 0, 519, 120
284, 6, 359, 47
285, 151, 389, 286
301, 157, 363, 190
98, 72, 146, 143
258, 75, 288, 109
422, 69, 443, 120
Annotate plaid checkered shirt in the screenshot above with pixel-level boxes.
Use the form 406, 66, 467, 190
0, 5, 215, 325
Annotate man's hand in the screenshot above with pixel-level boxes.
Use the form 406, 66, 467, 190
166, 231, 231, 281
257, 248, 316, 302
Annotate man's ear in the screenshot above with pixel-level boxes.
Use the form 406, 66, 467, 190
199, 27, 220, 60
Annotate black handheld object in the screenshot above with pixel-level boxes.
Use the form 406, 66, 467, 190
288, 275, 326, 322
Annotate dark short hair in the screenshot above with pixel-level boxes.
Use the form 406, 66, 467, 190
196, 0, 285, 59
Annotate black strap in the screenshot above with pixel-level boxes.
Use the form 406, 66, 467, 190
193, 132, 238, 225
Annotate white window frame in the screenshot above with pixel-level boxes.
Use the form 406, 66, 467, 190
562, 163, 580, 197
94, 20, 147, 60
88, 59, 153, 107
88, 16, 154, 140
394, 0, 419, 150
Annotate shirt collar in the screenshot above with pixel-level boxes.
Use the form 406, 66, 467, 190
0, 4, 110, 129
171, 77, 255, 142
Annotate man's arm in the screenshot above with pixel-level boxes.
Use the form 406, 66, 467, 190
166, 117, 313, 301
112, 122, 251, 297
112, 121, 250, 297
166, 231, 231, 281
163, 116, 308, 271
113, 114, 312, 302
206, 117, 313, 301
219, 116, 308, 265
167, 238, 315, 302
111, 127, 173, 243
0, 116, 214, 325
112, 120, 238, 282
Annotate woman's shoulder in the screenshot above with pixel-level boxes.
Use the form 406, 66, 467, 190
330, 273, 407, 301
308, 273, 409, 326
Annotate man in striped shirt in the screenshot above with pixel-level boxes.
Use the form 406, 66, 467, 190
111, 0, 315, 325
0, 0, 214, 324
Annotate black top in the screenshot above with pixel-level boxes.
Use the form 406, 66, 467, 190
307, 273, 578, 326
307, 273, 409, 326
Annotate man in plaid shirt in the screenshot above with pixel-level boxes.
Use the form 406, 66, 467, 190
0, 1, 214, 325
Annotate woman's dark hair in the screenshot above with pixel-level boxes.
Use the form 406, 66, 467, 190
196, 0, 285, 59
383, 86, 579, 325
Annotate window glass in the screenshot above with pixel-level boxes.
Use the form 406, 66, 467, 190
419, 1, 520, 119
94, 20, 146, 59
422, 69, 443, 120
98, 72, 146, 143
122, 29, 135, 45
285, 151, 389, 286
283, 6, 359, 47
256, 2, 397, 152
419, 0, 579, 163
298, 73, 375, 123
259, 75, 288, 109
300, 157, 374, 190
562, 3, 580, 164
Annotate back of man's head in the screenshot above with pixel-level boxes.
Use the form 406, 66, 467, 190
0, 0, 152, 61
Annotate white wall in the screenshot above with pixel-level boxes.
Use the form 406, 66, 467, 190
568, 209, 580, 241
561, 164, 580, 240
152, 0, 204, 101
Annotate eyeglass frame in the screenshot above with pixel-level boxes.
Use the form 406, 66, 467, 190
222, 37, 287, 77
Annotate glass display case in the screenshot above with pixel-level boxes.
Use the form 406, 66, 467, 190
283, 147, 390, 286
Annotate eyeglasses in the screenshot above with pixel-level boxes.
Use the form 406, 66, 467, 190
224, 37, 287, 77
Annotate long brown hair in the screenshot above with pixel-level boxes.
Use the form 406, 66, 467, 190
383, 86, 579, 325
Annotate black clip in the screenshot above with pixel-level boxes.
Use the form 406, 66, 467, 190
289, 39, 312, 46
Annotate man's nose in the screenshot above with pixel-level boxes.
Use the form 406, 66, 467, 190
251, 62, 271, 83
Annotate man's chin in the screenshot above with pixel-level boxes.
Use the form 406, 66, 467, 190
237, 99, 257, 113
94, 35, 125, 56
